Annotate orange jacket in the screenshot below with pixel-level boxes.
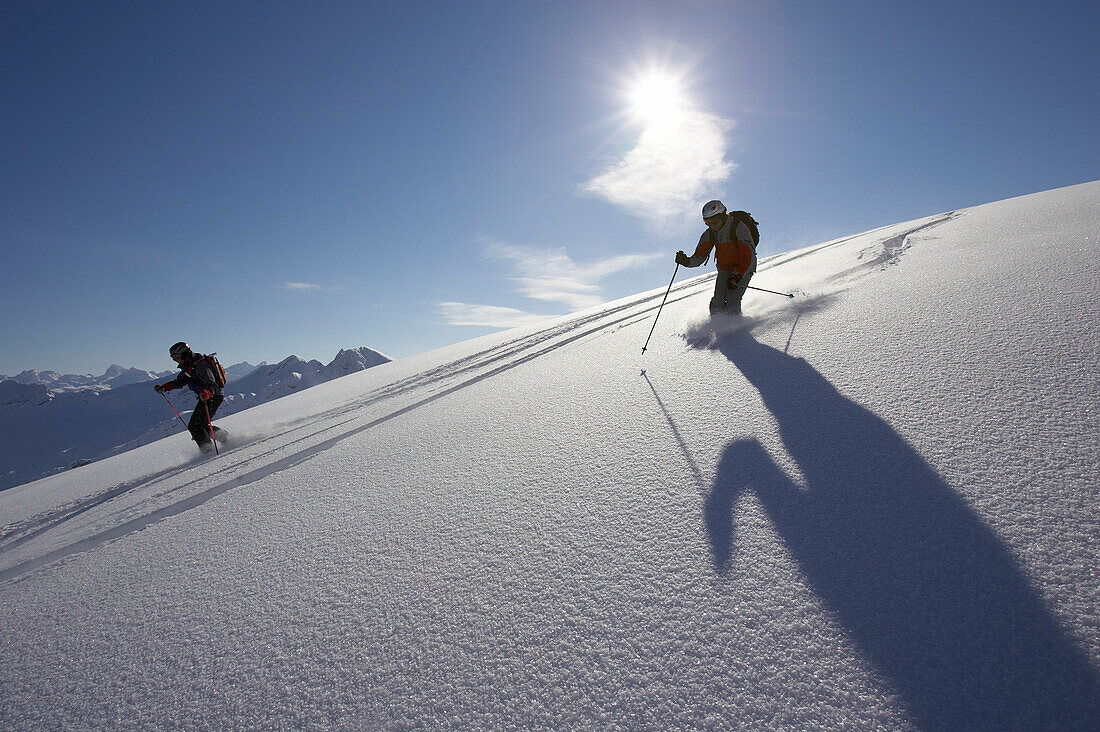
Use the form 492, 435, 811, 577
689, 218, 756, 276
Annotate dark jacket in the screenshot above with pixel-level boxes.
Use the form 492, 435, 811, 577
167, 354, 224, 397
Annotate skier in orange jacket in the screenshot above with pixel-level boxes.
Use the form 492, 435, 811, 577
676, 200, 757, 315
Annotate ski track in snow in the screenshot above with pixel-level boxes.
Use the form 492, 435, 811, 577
0, 278, 715, 584
853, 212, 958, 271
2, 253, 826, 584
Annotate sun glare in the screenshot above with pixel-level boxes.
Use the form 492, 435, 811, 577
627, 71, 687, 125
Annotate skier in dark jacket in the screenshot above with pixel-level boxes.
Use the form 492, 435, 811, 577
676, 199, 757, 315
154, 341, 228, 452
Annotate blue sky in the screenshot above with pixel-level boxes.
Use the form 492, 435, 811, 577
1, 0, 1097, 376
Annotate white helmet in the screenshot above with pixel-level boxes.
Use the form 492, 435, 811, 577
702, 200, 727, 220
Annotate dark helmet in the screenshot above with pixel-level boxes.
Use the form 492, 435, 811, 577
701, 200, 727, 220
169, 341, 192, 359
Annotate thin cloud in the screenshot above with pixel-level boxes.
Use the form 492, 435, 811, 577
284, 282, 342, 293
489, 242, 661, 310
437, 302, 554, 329
439, 243, 663, 328
585, 105, 734, 231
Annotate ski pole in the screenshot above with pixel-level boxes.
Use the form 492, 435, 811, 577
204, 399, 219, 455
642, 263, 679, 354
734, 281, 795, 298
161, 392, 188, 427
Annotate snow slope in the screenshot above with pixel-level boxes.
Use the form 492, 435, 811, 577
1, 182, 1097, 730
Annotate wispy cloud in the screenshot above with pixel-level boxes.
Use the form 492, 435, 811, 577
284, 282, 342, 293
436, 302, 554, 329
438, 243, 663, 328
584, 105, 734, 231
490, 242, 662, 310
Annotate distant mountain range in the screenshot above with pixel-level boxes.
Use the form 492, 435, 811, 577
0, 347, 390, 491
1, 365, 173, 393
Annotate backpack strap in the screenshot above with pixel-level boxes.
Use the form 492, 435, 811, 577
707, 212, 760, 252
728, 211, 760, 248
202, 353, 227, 388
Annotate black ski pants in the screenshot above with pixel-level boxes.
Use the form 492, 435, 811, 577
188, 394, 223, 445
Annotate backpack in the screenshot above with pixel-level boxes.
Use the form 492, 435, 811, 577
709, 211, 760, 248
198, 353, 227, 388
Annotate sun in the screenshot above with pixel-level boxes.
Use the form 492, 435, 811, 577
626, 71, 688, 125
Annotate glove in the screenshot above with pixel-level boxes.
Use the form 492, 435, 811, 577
154, 382, 173, 394
675, 251, 691, 266
200, 389, 214, 401
728, 272, 742, 287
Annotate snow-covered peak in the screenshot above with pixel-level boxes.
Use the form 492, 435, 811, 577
321, 346, 391, 378
224, 361, 262, 381
12, 369, 61, 385
101, 367, 160, 389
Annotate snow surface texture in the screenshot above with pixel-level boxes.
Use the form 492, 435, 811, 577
1, 182, 1098, 730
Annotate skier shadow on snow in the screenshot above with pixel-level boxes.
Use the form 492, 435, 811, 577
707, 329, 1100, 731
